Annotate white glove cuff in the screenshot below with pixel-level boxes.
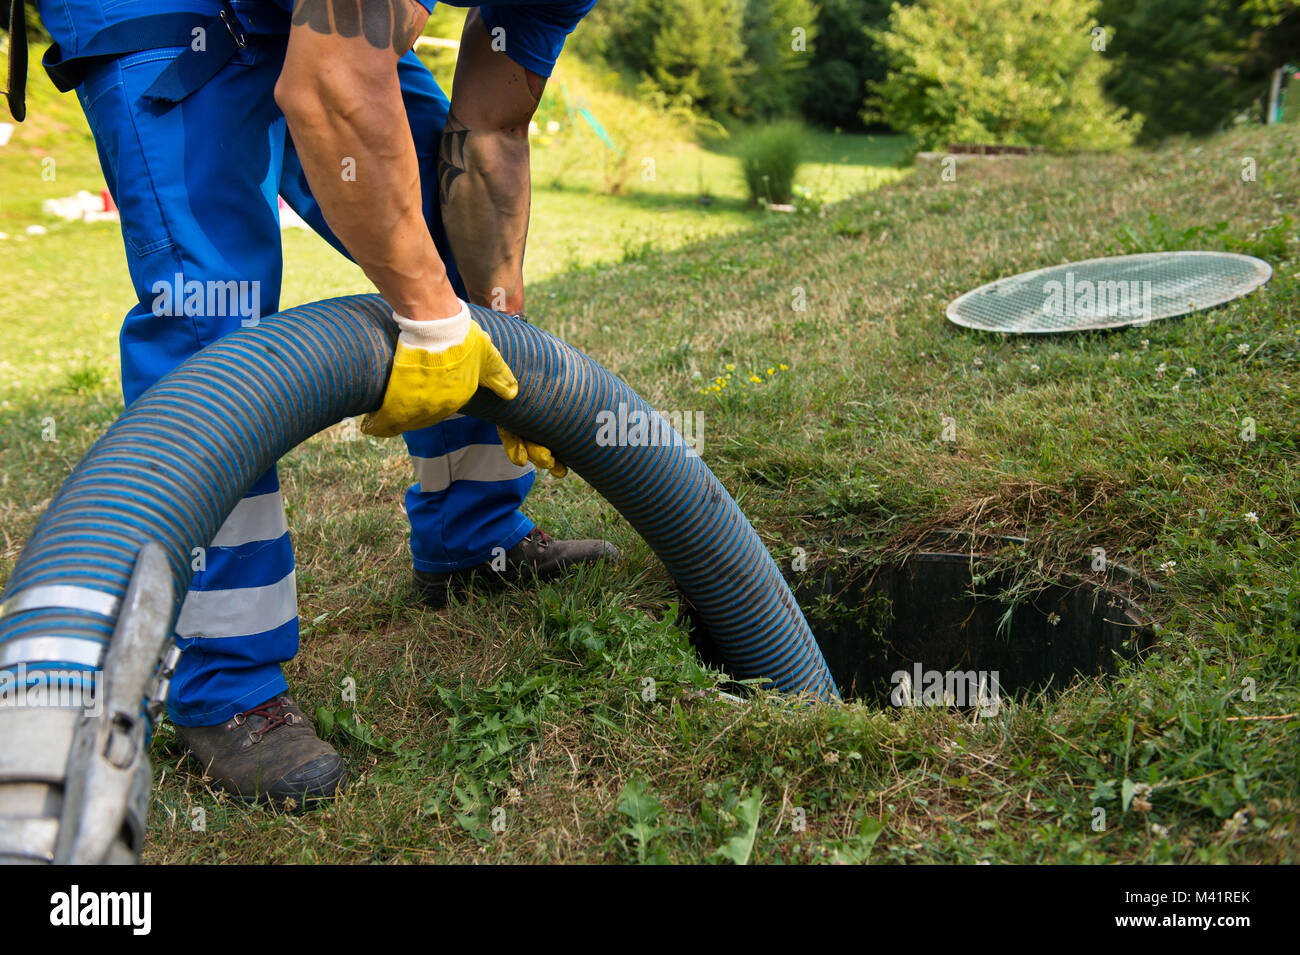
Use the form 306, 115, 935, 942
392, 301, 472, 353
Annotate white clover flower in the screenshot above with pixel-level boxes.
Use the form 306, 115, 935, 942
1030, 364, 1040, 373
1184, 367, 1196, 378
1155, 363, 1167, 378
1244, 511, 1259, 524
1160, 560, 1177, 574
1237, 343, 1250, 355
1221, 809, 1251, 837
1110, 352, 1121, 361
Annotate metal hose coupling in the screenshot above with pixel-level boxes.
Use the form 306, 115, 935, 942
0, 543, 178, 864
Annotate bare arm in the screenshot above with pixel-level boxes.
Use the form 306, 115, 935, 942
276, 0, 462, 321
439, 8, 545, 314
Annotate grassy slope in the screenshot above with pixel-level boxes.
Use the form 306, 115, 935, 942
0, 57, 908, 407
1, 63, 1297, 862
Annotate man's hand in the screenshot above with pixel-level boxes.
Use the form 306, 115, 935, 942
361, 304, 518, 437
499, 429, 568, 478
277, 0, 462, 323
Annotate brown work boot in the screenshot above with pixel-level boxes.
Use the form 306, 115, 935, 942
175, 694, 348, 807
415, 527, 619, 608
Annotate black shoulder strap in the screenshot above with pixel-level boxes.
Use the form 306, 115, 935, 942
3, 0, 27, 122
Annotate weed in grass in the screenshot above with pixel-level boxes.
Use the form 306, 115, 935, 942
1112, 211, 1298, 259
712, 786, 764, 865
57, 362, 109, 396
614, 778, 673, 864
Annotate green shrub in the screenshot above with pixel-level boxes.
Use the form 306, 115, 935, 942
739, 0, 820, 118
582, 0, 820, 120
1098, 0, 1300, 143
865, 0, 1143, 152
800, 0, 895, 130
529, 60, 723, 196
737, 122, 806, 205
590, 0, 747, 117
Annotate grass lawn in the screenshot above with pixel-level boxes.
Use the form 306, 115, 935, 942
0, 60, 909, 401
1, 62, 1297, 863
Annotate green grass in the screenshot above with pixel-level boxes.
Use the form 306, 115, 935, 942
0, 61, 908, 404
1, 62, 1298, 863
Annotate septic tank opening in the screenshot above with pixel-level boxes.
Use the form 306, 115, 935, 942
683, 534, 1157, 704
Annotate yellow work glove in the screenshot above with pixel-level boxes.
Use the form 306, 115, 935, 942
361, 303, 518, 438
499, 427, 568, 478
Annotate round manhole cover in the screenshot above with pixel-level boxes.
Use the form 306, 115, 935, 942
946, 251, 1272, 334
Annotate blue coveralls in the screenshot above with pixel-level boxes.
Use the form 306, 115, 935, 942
36, 0, 596, 726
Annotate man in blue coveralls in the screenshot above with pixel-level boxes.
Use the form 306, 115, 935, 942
28, 0, 611, 804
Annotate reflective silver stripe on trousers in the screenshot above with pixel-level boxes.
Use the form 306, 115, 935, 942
174, 570, 298, 640
412, 442, 534, 494
210, 490, 289, 547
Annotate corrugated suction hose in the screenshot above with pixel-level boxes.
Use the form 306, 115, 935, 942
0, 294, 836, 862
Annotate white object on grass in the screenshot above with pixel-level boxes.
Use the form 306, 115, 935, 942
41, 190, 119, 223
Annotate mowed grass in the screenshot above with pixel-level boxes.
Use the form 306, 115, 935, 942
1, 67, 1298, 861
0, 60, 908, 404
525, 125, 910, 276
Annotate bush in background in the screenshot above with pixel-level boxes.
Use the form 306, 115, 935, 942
737, 121, 806, 204
646, 0, 748, 115
528, 59, 725, 196
1098, 0, 1300, 143
800, 0, 894, 130
740, 0, 821, 117
582, 0, 820, 119
865, 0, 1142, 152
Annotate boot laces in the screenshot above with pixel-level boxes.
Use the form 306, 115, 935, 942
237, 697, 297, 742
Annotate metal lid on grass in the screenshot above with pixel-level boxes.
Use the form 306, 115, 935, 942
946, 251, 1273, 334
